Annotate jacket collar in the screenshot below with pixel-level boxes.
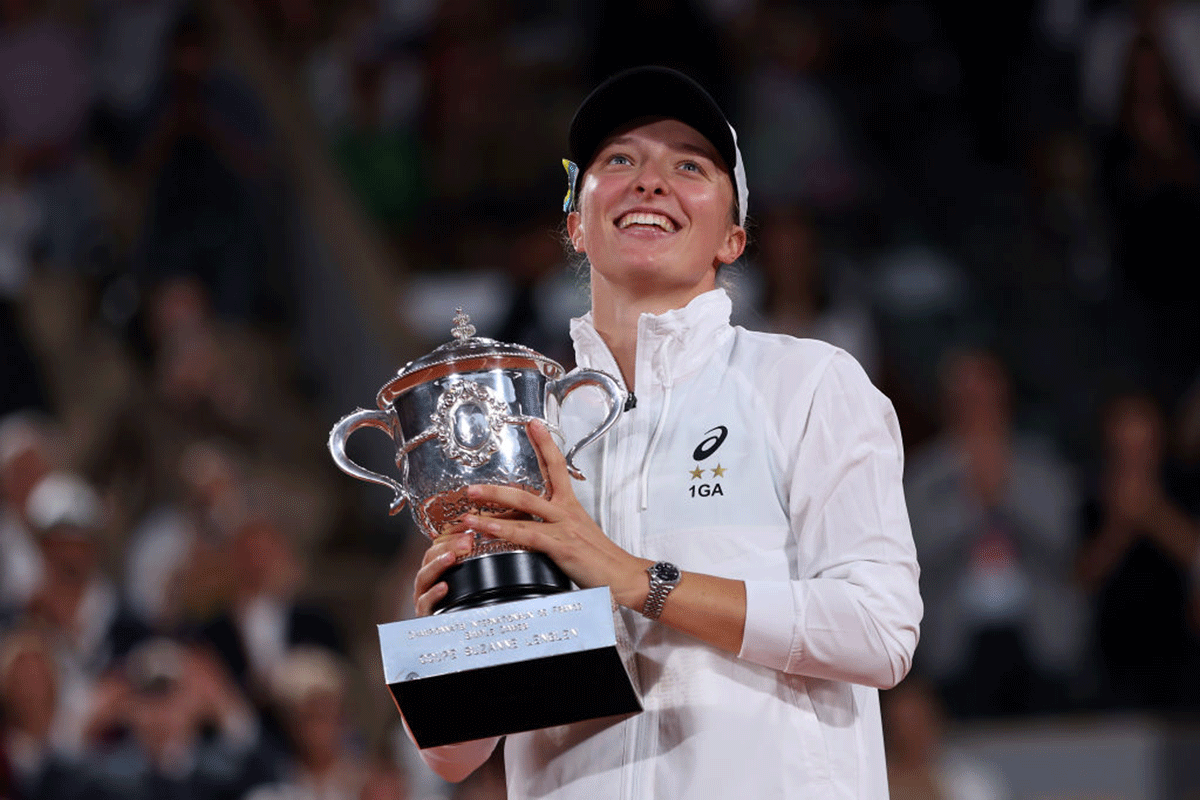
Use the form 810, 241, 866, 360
569, 289, 733, 387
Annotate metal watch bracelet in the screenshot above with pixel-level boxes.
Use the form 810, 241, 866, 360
642, 561, 681, 620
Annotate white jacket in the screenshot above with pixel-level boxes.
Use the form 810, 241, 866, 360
421, 289, 922, 799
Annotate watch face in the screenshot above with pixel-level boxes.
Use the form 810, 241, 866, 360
652, 562, 680, 582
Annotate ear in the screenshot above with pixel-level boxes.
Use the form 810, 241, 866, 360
715, 224, 747, 266
566, 210, 586, 253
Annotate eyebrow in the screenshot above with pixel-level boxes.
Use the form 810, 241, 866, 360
602, 136, 719, 162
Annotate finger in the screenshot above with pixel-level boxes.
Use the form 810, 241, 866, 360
526, 420, 576, 492
415, 548, 462, 597
420, 532, 473, 569
467, 483, 556, 520
414, 581, 450, 617
414, 533, 473, 603
462, 515, 546, 554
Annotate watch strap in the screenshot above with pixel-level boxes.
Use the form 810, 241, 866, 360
642, 562, 680, 620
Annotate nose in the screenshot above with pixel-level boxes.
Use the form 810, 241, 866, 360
634, 162, 669, 197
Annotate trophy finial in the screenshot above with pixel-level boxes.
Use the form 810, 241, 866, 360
451, 307, 476, 340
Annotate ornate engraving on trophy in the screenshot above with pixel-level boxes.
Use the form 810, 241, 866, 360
433, 380, 507, 467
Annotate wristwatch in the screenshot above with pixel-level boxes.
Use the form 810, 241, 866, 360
642, 561, 681, 620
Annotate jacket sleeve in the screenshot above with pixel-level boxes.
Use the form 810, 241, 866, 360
402, 717, 500, 782
737, 350, 922, 689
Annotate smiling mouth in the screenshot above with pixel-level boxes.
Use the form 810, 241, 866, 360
616, 211, 677, 233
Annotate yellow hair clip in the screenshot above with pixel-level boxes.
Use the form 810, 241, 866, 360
562, 159, 579, 212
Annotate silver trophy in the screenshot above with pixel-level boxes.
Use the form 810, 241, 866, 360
328, 309, 640, 746
328, 309, 624, 612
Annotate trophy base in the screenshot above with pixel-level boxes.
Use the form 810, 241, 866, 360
435, 550, 573, 613
380, 586, 642, 748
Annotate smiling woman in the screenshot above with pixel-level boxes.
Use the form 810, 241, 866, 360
406, 65, 923, 800
567, 117, 747, 350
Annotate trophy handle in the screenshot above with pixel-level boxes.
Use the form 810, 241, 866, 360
328, 408, 409, 514
546, 369, 625, 481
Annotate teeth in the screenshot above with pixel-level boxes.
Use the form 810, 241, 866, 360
618, 212, 675, 232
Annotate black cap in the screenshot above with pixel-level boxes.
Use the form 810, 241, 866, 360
567, 66, 747, 224
569, 66, 736, 172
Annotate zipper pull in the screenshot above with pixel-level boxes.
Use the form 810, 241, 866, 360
623, 392, 637, 412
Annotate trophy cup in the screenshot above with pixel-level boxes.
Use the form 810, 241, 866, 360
329, 309, 642, 747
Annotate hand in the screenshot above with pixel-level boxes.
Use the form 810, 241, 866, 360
964, 435, 1009, 508
1106, 466, 1165, 528
27, 586, 76, 631
181, 647, 235, 715
412, 526, 476, 617
179, 646, 256, 739
460, 421, 649, 610
83, 673, 134, 742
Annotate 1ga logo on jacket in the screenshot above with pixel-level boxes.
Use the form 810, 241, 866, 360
688, 425, 728, 498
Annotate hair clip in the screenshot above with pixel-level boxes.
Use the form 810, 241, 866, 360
562, 159, 579, 212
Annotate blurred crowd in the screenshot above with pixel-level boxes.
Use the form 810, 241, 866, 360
1, 0, 1199, 798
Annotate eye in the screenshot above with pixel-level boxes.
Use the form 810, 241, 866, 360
606, 153, 632, 166
679, 160, 703, 174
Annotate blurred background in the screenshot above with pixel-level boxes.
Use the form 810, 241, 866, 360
1, 0, 1199, 797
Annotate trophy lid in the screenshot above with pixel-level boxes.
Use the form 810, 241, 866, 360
376, 308, 563, 408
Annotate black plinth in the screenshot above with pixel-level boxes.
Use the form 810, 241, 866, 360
380, 587, 642, 748
435, 550, 574, 613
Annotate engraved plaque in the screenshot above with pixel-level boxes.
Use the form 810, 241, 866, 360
379, 587, 642, 748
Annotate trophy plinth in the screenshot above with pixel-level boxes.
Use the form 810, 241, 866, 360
381, 587, 641, 748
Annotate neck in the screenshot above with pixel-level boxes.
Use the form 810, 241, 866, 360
589, 272, 715, 391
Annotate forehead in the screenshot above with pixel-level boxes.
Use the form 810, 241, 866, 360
590, 117, 727, 170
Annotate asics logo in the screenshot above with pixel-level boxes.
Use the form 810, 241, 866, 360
692, 426, 728, 461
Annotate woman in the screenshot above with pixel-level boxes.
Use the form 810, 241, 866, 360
410, 66, 922, 799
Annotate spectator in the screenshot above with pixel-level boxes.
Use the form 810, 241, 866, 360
490, 211, 586, 369
743, 205, 879, 381
905, 348, 1087, 718
79, 636, 275, 800
0, 138, 50, 417
247, 647, 371, 800
99, 274, 331, 539
882, 678, 1012, 800
1076, 392, 1200, 710
0, 626, 87, 800
993, 131, 1117, 454
124, 439, 248, 632
15, 471, 149, 683
737, 6, 866, 214
89, 0, 191, 165
197, 514, 345, 704
0, 412, 57, 612
358, 752, 410, 800
135, 8, 281, 323
329, 39, 427, 233
1098, 30, 1200, 411
0, 0, 102, 270
0, 134, 42, 297
1081, 0, 1200, 127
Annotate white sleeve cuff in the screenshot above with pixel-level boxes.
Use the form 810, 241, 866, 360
738, 580, 798, 672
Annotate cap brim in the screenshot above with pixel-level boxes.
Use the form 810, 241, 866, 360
568, 66, 737, 175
